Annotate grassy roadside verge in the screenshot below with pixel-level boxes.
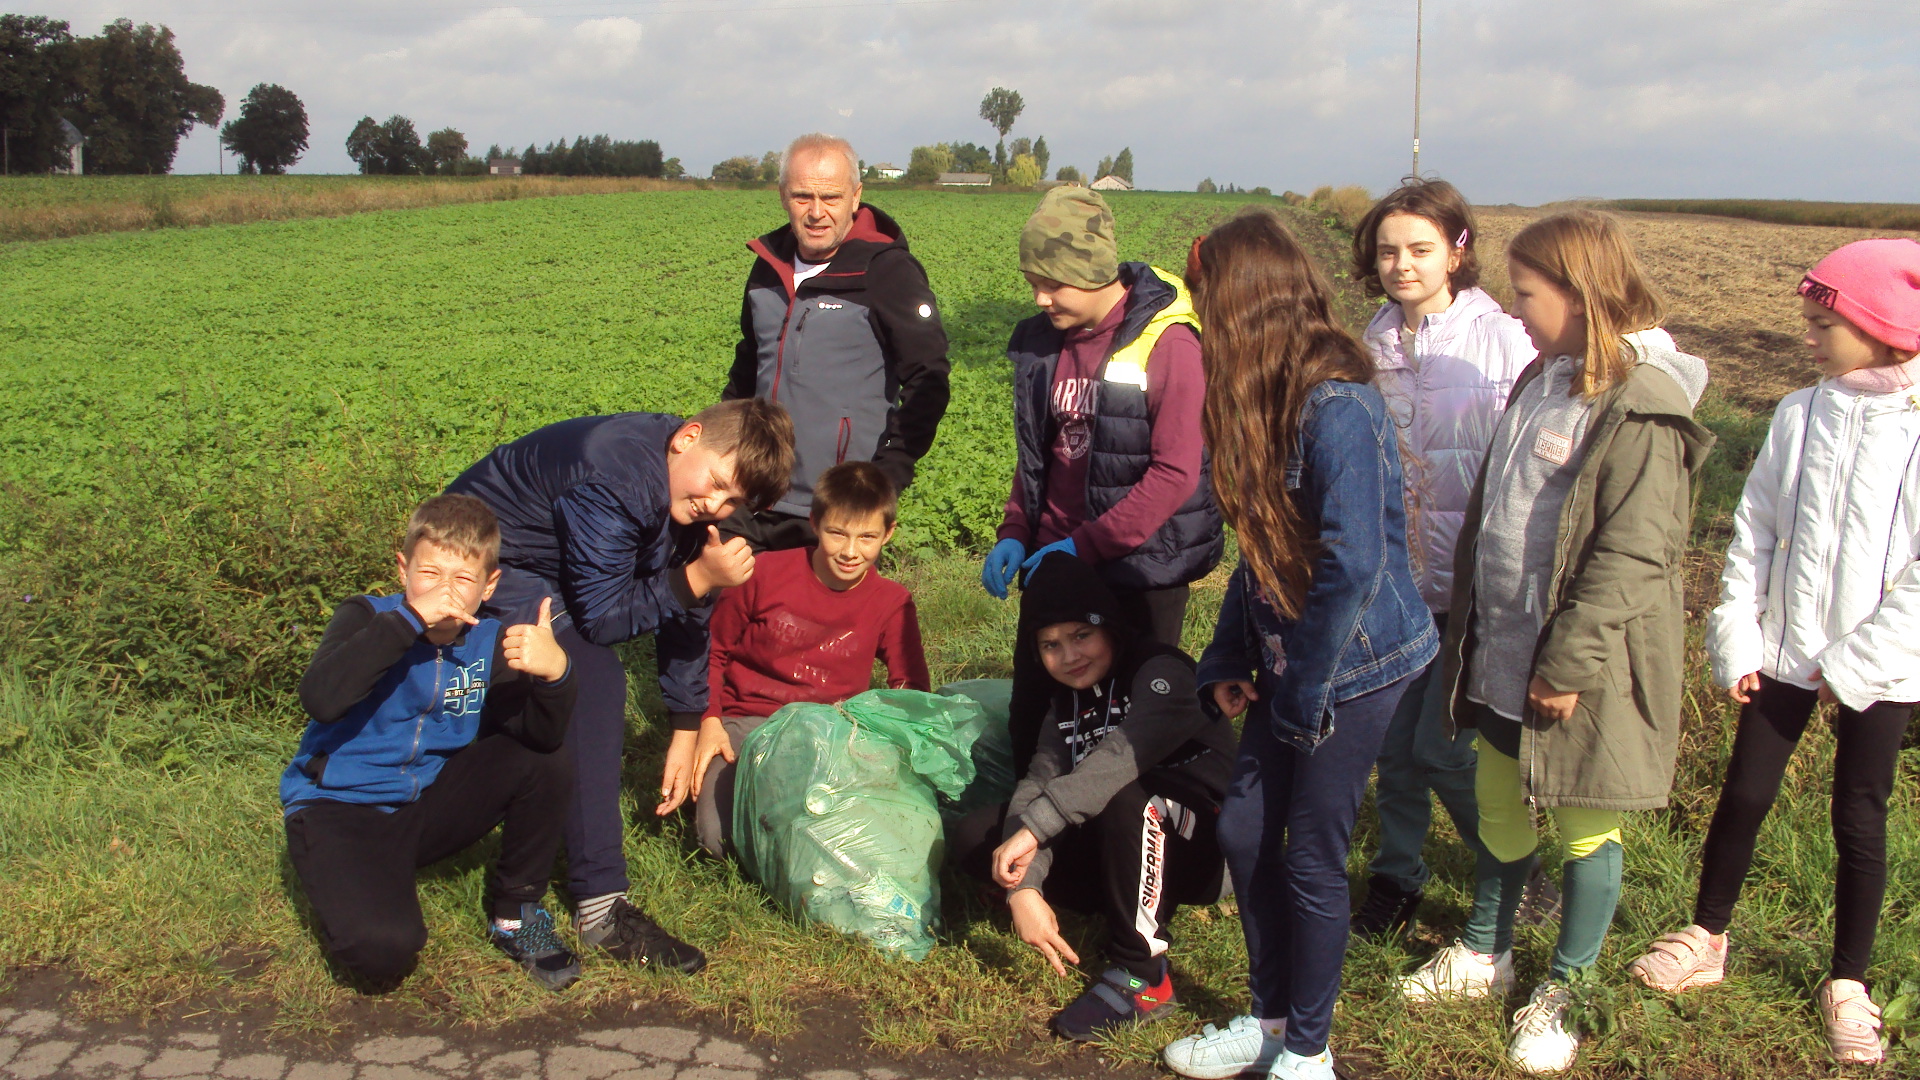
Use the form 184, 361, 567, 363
0, 175, 700, 243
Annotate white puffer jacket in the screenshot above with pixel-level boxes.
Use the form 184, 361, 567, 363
1365, 286, 1537, 612
1707, 380, 1920, 710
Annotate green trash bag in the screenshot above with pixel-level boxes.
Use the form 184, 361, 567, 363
731, 688, 988, 960
936, 679, 1017, 819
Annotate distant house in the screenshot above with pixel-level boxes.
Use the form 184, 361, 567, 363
870, 162, 904, 180
1091, 174, 1132, 192
56, 118, 83, 175
937, 172, 992, 187
488, 158, 523, 176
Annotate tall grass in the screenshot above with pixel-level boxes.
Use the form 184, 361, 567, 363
0, 175, 698, 243
1609, 199, 1920, 232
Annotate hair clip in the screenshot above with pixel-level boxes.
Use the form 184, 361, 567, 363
1455, 228, 1470, 248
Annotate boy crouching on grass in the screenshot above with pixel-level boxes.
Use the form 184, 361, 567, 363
656, 460, 931, 857
282, 494, 580, 992
949, 551, 1235, 1041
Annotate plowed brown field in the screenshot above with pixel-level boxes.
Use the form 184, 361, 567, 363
1473, 206, 1919, 410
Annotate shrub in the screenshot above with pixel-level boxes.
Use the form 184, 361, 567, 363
1325, 185, 1373, 232
1308, 184, 1334, 204
1281, 190, 1308, 206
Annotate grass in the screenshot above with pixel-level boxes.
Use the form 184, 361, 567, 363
0, 174, 698, 243
0, 187, 1914, 1077
1608, 199, 1920, 232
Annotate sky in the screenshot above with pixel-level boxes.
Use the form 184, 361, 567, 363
29, 0, 1920, 201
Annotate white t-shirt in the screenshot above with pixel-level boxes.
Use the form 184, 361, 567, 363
793, 257, 829, 287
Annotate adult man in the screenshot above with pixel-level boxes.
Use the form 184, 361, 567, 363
724, 133, 951, 549
982, 187, 1224, 771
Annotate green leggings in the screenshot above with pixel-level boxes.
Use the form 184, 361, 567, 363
1463, 740, 1625, 978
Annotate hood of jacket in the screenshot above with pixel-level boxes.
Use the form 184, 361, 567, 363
747, 204, 908, 294
1624, 329, 1709, 409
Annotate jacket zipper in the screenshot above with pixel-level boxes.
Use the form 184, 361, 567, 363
769, 287, 802, 400
1815, 394, 1865, 621
406, 648, 440, 802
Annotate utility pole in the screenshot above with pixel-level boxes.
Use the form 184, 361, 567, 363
1412, 0, 1423, 178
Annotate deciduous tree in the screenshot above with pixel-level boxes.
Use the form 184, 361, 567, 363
978, 86, 1023, 139
1112, 147, 1133, 185
1031, 136, 1049, 179
0, 15, 76, 174
904, 144, 952, 184
426, 127, 466, 174
1007, 153, 1041, 188
345, 116, 379, 174
65, 19, 222, 174
219, 83, 307, 174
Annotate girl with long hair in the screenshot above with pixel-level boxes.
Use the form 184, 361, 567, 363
1161, 209, 1436, 1080
1435, 209, 1713, 1073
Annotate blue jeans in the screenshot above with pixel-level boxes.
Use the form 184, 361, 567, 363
1364, 613, 1484, 893
1218, 672, 1414, 1057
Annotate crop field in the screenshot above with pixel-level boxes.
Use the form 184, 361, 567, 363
0, 184, 1917, 1079
0, 173, 695, 243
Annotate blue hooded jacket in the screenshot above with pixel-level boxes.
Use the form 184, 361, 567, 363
282, 594, 504, 812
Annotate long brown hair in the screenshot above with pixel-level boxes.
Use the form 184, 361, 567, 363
1188, 209, 1374, 618
1507, 210, 1664, 398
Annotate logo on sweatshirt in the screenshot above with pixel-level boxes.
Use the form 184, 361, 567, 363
442, 659, 489, 717
1150, 678, 1171, 695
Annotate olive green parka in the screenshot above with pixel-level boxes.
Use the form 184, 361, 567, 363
1441, 340, 1716, 811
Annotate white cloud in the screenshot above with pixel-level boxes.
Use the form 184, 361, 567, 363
38, 0, 1920, 199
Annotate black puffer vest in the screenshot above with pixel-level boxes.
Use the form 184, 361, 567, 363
1008, 263, 1225, 592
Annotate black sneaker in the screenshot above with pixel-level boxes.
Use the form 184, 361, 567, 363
489, 903, 582, 991
1517, 863, 1563, 928
1051, 965, 1178, 1042
577, 896, 707, 974
1351, 874, 1422, 938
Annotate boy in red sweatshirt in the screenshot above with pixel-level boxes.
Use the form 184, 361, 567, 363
657, 460, 931, 856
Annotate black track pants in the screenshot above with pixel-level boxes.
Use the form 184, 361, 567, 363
1692, 675, 1914, 983
285, 734, 572, 988
950, 777, 1222, 980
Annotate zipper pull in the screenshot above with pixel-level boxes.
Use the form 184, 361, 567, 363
1525, 575, 1536, 616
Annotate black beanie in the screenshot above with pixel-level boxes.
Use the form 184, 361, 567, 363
1017, 552, 1130, 653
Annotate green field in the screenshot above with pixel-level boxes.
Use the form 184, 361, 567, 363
0, 186, 1915, 1078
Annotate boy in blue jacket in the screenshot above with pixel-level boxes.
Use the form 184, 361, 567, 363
445, 398, 794, 971
283, 494, 579, 992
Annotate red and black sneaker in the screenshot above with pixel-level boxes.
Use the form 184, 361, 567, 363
1051, 965, 1178, 1042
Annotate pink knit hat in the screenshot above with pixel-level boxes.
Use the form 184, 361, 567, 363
1798, 238, 1920, 352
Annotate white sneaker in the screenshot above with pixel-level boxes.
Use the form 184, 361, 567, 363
1399, 940, 1516, 1001
1508, 982, 1580, 1074
1269, 1046, 1334, 1080
1161, 1015, 1283, 1079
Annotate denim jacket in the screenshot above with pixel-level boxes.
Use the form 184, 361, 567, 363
1196, 379, 1437, 752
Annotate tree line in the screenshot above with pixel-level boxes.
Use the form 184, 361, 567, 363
895, 89, 1133, 188
0, 15, 222, 174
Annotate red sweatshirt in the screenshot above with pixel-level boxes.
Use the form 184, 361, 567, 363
706, 546, 930, 719
997, 288, 1206, 564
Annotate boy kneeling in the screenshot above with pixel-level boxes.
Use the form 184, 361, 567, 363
660, 460, 931, 857
951, 552, 1235, 1040
283, 494, 579, 991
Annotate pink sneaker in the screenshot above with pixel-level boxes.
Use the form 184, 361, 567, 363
1627, 925, 1727, 992
1816, 979, 1886, 1065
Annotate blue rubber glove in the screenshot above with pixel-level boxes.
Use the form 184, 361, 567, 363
1019, 537, 1077, 582
982, 538, 1026, 599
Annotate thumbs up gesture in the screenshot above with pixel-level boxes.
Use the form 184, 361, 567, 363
687, 525, 755, 597
503, 596, 569, 683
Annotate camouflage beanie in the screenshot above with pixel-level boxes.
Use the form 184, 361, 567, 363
1019, 187, 1118, 289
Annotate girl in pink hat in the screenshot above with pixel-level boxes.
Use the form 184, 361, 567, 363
1628, 238, 1920, 1065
